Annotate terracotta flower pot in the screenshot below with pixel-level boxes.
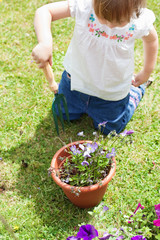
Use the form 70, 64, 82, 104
51, 141, 116, 208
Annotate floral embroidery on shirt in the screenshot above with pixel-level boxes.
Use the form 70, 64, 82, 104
129, 24, 135, 31
88, 14, 135, 42
89, 14, 95, 22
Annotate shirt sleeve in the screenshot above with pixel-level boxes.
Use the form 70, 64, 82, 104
68, 0, 76, 18
68, 0, 92, 18
135, 8, 156, 39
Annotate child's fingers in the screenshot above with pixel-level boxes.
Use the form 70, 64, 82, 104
32, 53, 39, 63
131, 79, 135, 85
133, 82, 139, 87
132, 77, 140, 87
131, 76, 137, 86
32, 52, 52, 68
132, 81, 137, 87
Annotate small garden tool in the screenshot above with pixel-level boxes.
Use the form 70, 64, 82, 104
43, 63, 70, 135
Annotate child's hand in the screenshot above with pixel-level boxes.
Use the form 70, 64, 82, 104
132, 70, 151, 87
32, 42, 52, 68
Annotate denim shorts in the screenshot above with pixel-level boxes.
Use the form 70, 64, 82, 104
55, 70, 145, 135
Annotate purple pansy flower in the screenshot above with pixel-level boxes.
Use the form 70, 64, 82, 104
81, 160, 89, 166
92, 142, 99, 151
155, 204, 160, 218
79, 144, 85, 151
70, 145, 81, 155
70, 145, 76, 152
83, 150, 91, 158
106, 148, 116, 159
83, 142, 98, 158
87, 142, 98, 153
153, 219, 160, 227
131, 235, 146, 240
77, 224, 98, 240
98, 121, 108, 127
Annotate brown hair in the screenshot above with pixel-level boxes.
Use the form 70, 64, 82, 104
93, 0, 146, 23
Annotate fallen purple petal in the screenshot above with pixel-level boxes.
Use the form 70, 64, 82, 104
133, 203, 145, 214
121, 129, 134, 136
120, 130, 128, 136
103, 206, 109, 212
126, 130, 134, 135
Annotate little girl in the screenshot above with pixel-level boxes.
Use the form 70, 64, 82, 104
32, 0, 158, 135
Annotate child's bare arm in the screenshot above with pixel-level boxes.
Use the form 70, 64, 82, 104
32, 1, 71, 68
133, 27, 158, 87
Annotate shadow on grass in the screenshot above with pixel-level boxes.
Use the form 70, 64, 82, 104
5, 111, 95, 239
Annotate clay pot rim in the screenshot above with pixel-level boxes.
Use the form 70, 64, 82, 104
51, 140, 116, 192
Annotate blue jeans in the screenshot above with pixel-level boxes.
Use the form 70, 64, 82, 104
55, 70, 145, 135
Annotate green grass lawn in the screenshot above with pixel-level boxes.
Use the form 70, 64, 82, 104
0, 0, 160, 239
